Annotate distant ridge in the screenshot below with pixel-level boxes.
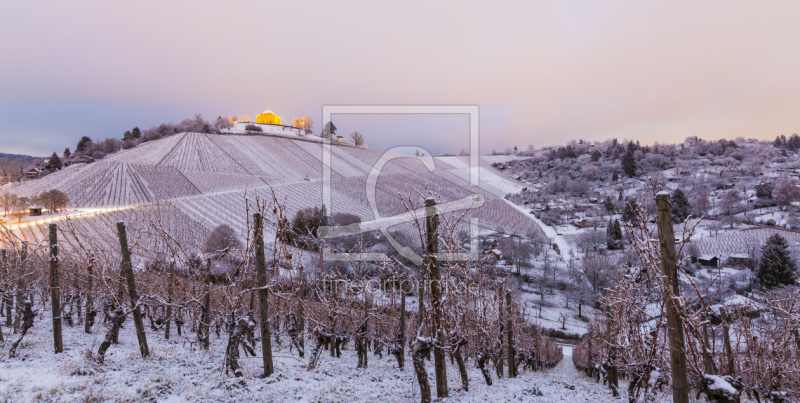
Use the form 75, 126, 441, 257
0, 152, 37, 163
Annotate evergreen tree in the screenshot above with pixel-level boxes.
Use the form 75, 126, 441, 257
612, 171, 619, 182
606, 219, 615, 249
621, 200, 639, 227
672, 188, 691, 222
123, 130, 133, 141
606, 219, 623, 249
757, 234, 797, 288
76, 136, 93, 153
603, 196, 615, 214
622, 150, 636, 177
322, 121, 337, 139
756, 182, 774, 199
46, 152, 62, 171
787, 134, 800, 151
131, 126, 141, 139
591, 149, 602, 162
63, 148, 71, 158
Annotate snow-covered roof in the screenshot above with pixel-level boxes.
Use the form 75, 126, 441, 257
710, 295, 757, 315
698, 254, 718, 260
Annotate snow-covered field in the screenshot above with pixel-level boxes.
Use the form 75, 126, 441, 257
0, 312, 627, 402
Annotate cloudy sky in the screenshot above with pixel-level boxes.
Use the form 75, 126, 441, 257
1, 1, 799, 156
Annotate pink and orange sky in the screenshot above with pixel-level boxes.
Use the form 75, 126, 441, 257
1, 1, 799, 156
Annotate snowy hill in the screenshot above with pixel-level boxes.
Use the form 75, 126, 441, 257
3, 132, 542, 248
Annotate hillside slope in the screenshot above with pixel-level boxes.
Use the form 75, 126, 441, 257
4, 132, 542, 249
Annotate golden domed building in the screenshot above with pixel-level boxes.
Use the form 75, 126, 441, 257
256, 108, 281, 125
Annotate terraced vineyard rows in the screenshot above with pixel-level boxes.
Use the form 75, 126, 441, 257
692, 227, 800, 257
5, 132, 534, 249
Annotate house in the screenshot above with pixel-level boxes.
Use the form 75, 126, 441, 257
29, 207, 43, 216
487, 248, 502, 261
26, 168, 42, 178
335, 135, 347, 144
694, 254, 719, 267
573, 219, 588, 228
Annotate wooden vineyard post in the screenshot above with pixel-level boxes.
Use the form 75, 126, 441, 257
702, 319, 716, 375
3, 249, 11, 327
165, 261, 174, 340
0, 250, 4, 342
113, 270, 124, 344
116, 221, 149, 358
253, 213, 274, 377
397, 288, 406, 369
506, 289, 516, 378
14, 241, 27, 332
201, 258, 211, 350
496, 287, 504, 378
721, 307, 735, 375
49, 224, 64, 354
425, 198, 448, 399
655, 193, 689, 403
297, 277, 305, 358
84, 254, 94, 334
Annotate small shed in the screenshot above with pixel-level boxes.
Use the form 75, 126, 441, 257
26, 168, 42, 178
29, 207, 43, 216
487, 248, 502, 261
695, 254, 719, 267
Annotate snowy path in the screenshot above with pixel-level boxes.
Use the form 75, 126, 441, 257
502, 199, 574, 259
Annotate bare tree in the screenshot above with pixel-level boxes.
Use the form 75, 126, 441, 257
202, 224, 242, 258
576, 229, 605, 254
0, 191, 18, 215
499, 236, 532, 274
581, 254, 614, 293
38, 189, 70, 214
772, 174, 800, 209
350, 131, 365, 146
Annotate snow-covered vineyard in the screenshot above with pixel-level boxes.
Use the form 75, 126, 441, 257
0, 310, 629, 402
3, 132, 542, 248
3, 132, 800, 402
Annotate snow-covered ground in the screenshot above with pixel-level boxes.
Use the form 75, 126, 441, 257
0, 311, 627, 402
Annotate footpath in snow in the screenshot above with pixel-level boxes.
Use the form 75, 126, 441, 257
502, 198, 574, 259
